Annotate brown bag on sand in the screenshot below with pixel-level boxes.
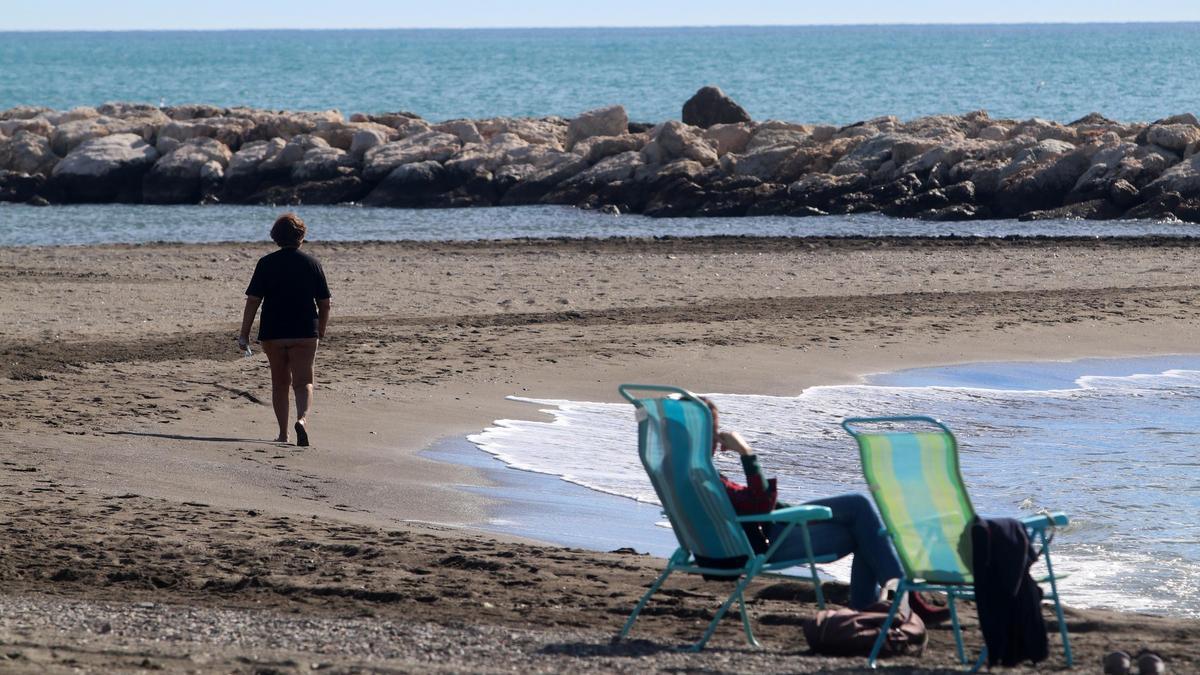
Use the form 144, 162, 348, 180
801, 601, 927, 658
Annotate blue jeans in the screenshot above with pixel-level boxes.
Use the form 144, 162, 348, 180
765, 493, 903, 610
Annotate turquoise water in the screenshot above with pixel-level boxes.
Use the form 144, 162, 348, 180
469, 356, 1200, 617
4, 203, 1200, 246
3, 24, 1200, 123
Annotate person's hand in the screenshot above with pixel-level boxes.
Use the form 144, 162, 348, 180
237, 335, 250, 353
718, 430, 755, 456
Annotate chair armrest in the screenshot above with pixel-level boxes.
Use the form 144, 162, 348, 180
1021, 512, 1069, 531
738, 504, 832, 523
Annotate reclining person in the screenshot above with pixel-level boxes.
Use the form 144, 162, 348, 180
702, 397, 948, 623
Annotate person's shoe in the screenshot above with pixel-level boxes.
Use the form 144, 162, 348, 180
1104, 650, 1133, 675
908, 591, 951, 626
1135, 649, 1165, 675
294, 421, 309, 447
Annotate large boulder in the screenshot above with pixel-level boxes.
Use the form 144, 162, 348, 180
50, 115, 164, 156
259, 134, 330, 174
363, 160, 451, 206
349, 126, 394, 159
0, 105, 53, 121
498, 154, 589, 205
1142, 154, 1200, 200
0, 116, 54, 138
0, 131, 59, 176
572, 133, 647, 164
156, 117, 257, 154
433, 120, 484, 144
50, 133, 159, 202
143, 137, 232, 204
746, 121, 810, 152
476, 117, 566, 148
1145, 124, 1200, 153
724, 145, 798, 181
681, 86, 751, 129
643, 121, 718, 166
565, 105, 627, 151
222, 138, 286, 201
992, 151, 1091, 215
362, 131, 461, 181
702, 123, 753, 156
291, 146, 354, 183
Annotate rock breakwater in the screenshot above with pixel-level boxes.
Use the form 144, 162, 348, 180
5, 89, 1200, 222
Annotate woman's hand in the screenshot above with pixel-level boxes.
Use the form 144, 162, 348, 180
717, 430, 755, 456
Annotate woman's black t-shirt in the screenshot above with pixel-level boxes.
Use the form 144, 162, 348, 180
245, 247, 331, 340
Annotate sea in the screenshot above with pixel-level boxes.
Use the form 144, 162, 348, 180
2, 24, 1200, 124
468, 356, 1200, 618
3, 24, 1199, 618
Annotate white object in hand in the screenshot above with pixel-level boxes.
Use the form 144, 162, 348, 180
237, 335, 252, 357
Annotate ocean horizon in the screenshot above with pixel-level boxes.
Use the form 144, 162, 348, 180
5, 24, 1200, 123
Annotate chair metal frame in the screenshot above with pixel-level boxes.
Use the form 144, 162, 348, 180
616, 384, 836, 651
842, 415, 1072, 669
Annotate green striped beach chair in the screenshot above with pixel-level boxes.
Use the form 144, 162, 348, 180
841, 415, 1072, 669
616, 384, 836, 651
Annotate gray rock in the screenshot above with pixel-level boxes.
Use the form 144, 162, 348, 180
1142, 153, 1200, 199
572, 133, 647, 164
0, 116, 54, 138
51, 133, 159, 202
143, 138, 232, 204
0, 105, 53, 121
0, 131, 59, 176
652, 121, 718, 166
350, 127, 393, 159
260, 135, 331, 173
363, 131, 462, 181
157, 117, 256, 154
702, 123, 753, 156
681, 86, 751, 129
364, 161, 449, 206
565, 106, 628, 151
1145, 124, 1200, 153
728, 145, 798, 181
994, 151, 1091, 215
434, 120, 484, 145
292, 147, 354, 183
476, 117, 566, 148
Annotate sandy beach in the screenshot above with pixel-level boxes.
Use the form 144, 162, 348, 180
2, 234, 1199, 672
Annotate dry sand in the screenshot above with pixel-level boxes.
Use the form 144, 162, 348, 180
1, 234, 1198, 672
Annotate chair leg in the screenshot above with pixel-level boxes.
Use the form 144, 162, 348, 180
1039, 532, 1073, 667
968, 645, 988, 674
737, 590, 760, 648
867, 581, 906, 668
798, 522, 826, 609
948, 589, 967, 665
692, 574, 756, 652
616, 564, 674, 643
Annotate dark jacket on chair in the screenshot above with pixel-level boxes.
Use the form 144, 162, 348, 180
970, 516, 1049, 667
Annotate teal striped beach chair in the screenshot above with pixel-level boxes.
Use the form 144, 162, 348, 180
615, 384, 835, 651
841, 416, 1071, 669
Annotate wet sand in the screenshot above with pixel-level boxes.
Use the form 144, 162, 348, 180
1, 235, 1199, 672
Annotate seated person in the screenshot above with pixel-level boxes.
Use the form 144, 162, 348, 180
702, 397, 948, 623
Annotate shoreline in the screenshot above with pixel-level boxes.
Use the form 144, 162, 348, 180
3, 235, 1200, 670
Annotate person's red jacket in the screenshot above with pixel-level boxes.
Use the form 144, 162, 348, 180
719, 454, 778, 514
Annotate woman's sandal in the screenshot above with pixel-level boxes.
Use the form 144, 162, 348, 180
294, 421, 309, 447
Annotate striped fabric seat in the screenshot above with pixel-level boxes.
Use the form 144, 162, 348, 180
843, 416, 1072, 668
637, 395, 754, 561
857, 429, 975, 584
616, 384, 834, 651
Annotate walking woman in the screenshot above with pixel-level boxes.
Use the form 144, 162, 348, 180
238, 213, 331, 446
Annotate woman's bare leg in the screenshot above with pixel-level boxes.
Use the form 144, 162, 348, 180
261, 340, 292, 442
288, 339, 319, 443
